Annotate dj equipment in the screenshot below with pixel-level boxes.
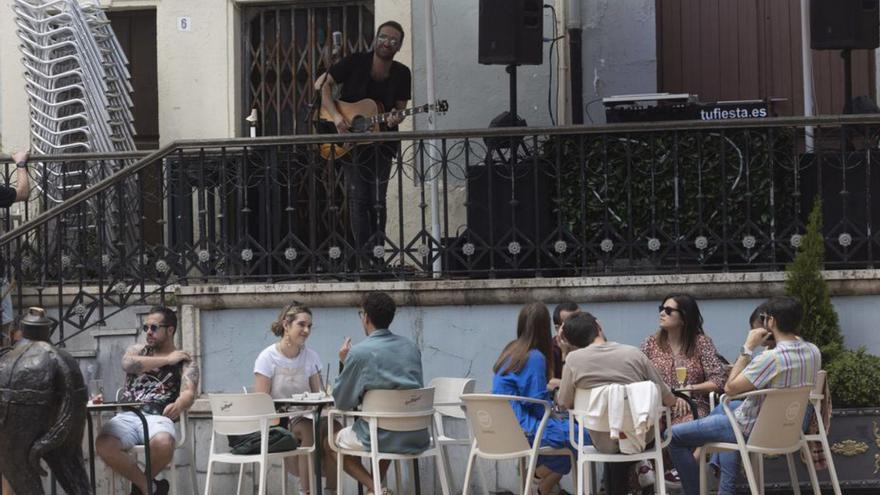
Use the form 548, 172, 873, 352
603, 93, 778, 123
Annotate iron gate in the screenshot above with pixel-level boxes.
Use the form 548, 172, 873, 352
241, 1, 375, 136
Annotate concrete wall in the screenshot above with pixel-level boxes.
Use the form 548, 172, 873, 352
578, 0, 658, 124
407, 0, 660, 128
409, 0, 560, 131
199, 295, 880, 395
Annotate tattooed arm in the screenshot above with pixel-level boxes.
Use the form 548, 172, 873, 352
121, 344, 190, 375
164, 359, 199, 420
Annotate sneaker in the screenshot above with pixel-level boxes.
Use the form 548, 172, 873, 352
636, 460, 656, 487
366, 489, 393, 495
664, 468, 682, 489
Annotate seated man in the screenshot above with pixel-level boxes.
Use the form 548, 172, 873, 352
557, 312, 677, 491
333, 292, 427, 495
95, 306, 199, 495
550, 300, 580, 381
668, 296, 821, 495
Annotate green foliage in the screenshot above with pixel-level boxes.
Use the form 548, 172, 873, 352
824, 347, 880, 408
784, 198, 844, 352
542, 128, 799, 268
784, 199, 879, 407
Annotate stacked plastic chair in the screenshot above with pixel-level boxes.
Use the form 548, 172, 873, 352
14, 0, 139, 252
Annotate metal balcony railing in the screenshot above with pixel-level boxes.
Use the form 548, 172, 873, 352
1, 115, 878, 344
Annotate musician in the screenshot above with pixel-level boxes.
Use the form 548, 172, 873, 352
315, 21, 411, 268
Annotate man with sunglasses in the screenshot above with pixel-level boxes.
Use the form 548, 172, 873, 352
315, 21, 411, 269
668, 297, 820, 495
95, 306, 199, 495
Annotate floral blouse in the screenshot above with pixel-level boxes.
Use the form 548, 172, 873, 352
640, 333, 726, 423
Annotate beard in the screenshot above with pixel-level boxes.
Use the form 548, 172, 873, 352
376, 46, 395, 61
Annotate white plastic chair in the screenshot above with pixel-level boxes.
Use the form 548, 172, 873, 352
804, 371, 842, 495
204, 393, 316, 495
459, 394, 577, 495
109, 390, 198, 495
567, 386, 671, 495
327, 387, 451, 495
697, 387, 820, 495
429, 377, 484, 492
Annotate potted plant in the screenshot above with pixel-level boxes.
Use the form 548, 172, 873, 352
757, 198, 880, 492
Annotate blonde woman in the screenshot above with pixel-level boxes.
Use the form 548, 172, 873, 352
253, 301, 337, 495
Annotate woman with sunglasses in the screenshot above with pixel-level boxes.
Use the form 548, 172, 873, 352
492, 302, 582, 495
252, 301, 337, 495
641, 294, 726, 423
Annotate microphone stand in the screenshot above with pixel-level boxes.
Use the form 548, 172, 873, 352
304, 47, 341, 132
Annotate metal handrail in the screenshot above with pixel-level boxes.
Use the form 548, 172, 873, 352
4, 112, 880, 165
2, 113, 878, 248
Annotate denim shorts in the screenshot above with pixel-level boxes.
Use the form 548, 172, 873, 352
99, 411, 177, 449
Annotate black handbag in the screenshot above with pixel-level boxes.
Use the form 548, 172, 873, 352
228, 426, 300, 455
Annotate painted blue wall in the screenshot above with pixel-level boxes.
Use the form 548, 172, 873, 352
200, 295, 880, 394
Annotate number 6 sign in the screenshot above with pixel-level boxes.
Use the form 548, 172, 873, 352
177, 16, 192, 32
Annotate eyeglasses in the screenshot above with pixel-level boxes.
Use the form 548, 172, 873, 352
142, 323, 170, 334
377, 33, 400, 47
357, 310, 365, 318
659, 305, 681, 316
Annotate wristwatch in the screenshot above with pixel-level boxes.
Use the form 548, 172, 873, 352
739, 345, 754, 360
15, 161, 27, 169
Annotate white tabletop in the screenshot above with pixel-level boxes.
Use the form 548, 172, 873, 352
86, 401, 143, 410
274, 393, 334, 405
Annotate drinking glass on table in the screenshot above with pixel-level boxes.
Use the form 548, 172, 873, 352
674, 356, 688, 390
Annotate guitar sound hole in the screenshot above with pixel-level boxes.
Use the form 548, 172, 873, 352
350, 115, 369, 133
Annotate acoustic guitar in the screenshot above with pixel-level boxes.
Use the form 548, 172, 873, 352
316, 99, 449, 159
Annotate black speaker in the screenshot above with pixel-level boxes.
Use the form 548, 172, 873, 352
811, 0, 880, 50
478, 0, 543, 65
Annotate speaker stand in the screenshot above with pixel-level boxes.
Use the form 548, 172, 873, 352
841, 48, 853, 114
506, 64, 518, 122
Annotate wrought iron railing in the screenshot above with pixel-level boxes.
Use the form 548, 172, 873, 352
2, 115, 879, 343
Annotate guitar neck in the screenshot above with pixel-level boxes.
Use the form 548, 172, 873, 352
372, 105, 429, 124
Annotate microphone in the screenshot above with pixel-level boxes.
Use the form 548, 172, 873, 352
332, 31, 342, 58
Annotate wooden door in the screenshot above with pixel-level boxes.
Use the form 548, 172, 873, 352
656, 0, 876, 116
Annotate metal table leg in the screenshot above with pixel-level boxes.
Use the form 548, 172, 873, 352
87, 412, 96, 494
127, 407, 152, 495
313, 403, 325, 495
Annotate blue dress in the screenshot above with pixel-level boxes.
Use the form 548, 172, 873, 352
492, 349, 583, 474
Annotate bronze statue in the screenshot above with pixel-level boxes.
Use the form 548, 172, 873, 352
0, 307, 90, 494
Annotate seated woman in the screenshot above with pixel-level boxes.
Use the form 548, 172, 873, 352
641, 294, 725, 423
492, 301, 585, 495
253, 301, 337, 495
641, 294, 726, 486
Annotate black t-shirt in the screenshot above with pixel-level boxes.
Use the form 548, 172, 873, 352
328, 51, 412, 116
0, 186, 16, 208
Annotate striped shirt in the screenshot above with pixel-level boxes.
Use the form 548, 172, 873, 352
734, 339, 821, 435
